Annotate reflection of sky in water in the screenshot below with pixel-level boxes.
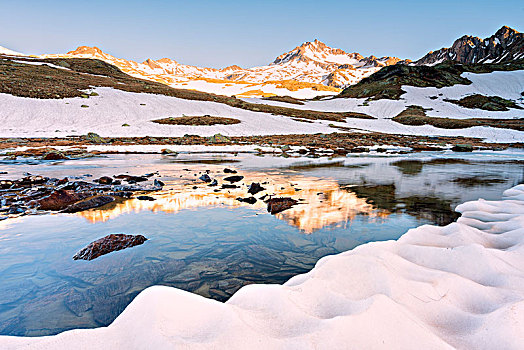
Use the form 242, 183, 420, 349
0, 151, 523, 336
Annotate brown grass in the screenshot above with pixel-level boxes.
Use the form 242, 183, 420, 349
152, 115, 241, 126
393, 105, 524, 131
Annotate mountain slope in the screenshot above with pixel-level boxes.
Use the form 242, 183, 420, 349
414, 26, 524, 65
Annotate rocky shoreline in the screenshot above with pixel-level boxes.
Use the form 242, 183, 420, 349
0, 131, 520, 159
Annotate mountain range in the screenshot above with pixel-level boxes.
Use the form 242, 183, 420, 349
1, 26, 522, 98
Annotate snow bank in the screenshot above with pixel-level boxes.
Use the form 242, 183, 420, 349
1, 70, 523, 142
2, 185, 524, 349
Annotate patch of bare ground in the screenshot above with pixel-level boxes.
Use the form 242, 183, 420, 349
262, 96, 305, 105
392, 105, 524, 131
444, 94, 523, 111
0, 55, 371, 122
152, 115, 241, 126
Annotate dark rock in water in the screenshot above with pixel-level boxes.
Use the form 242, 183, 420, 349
266, 197, 298, 214
95, 176, 113, 185
114, 175, 148, 183
42, 151, 67, 160
224, 175, 244, 183
247, 182, 265, 195
221, 184, 239, 189
452, 144, 473, 152
223, 168, 237, 174
62, 196, 114, 213
8, 206, 25, 214
108, 191, 133, 198
73, 234, 147, 261
154, 179, 165, 187
113, 180, 122, 185
237, 197, 257, 205
38, 190, 91, 211
199, 174, 212, 182
136, 196, 156, 201
208, 179, 218, 187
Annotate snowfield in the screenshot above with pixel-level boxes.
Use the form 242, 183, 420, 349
0, 70, 523, 142
2, 185, 524, 349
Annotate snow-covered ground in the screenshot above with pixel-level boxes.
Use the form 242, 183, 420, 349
0, 69, 523, 142
2, 184, 524, 349
247, 70, 524, 120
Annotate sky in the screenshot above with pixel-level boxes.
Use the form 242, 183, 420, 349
1, 0, 522, 68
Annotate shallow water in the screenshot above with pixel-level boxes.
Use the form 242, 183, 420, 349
0, 150, 522, 336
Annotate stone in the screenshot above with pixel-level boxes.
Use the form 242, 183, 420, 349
73, 234, 148, 261
161, 148, 178, 155
136, 196, 156, 201
86, 132, 103, 143
224, 175, 244, 183
62, 196, 115, 213
42, 150, 67, 160
452, 144, 474, 152
247, 182, 265, 195
96, 176, 113, 185
37, 189, 91, 211
223, 168, 237, 174
237, 197, 257, 205
199, 174, 212, 183
266, 197, 298, 214
208, 133, 230, 143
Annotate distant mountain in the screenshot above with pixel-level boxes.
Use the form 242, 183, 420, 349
0, 46, 23, 56
414, 26, 524, 65
2, 26, 521, 98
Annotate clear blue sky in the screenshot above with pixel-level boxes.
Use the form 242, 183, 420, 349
1, 0, 522, 68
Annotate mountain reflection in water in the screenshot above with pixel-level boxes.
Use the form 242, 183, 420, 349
76, 172, 387, 234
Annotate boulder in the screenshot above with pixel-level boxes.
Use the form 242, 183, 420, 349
73, 234, 147, 261
224, 175, 244, 183
208, 133, 230, 143
199, 174, 212, 183
38, 190, 91, 211
62, 196, 115, 213
247, 182, 265, 195
95, 176, 113, 185
266, 197, 298, 214
237, 197, 257, 205
452, 144, 474, 152
42, 151, 68, 160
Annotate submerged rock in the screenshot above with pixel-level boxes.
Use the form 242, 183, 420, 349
266, 197, 298, 214
62, 195, 115, 213
73, 234, 147, 261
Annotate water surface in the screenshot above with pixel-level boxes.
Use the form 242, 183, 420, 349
0, 150, 522, 336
